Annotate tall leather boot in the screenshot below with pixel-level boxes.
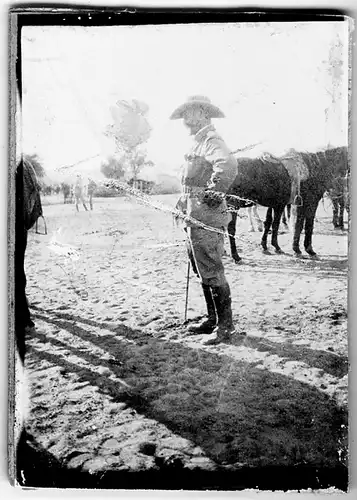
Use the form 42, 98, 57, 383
188, 284, 217, 334
205, 283, 245, 345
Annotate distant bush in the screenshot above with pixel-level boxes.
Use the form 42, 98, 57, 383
151, 184, 181, 195
94, 186, 124, 198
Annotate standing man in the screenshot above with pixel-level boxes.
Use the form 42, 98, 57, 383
170, 95, 244, 345
74, 174, 88, 212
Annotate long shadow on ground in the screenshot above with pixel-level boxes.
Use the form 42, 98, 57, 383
24, 307, 348, 491
236, 335, 348, 379
236, 256, 348, 278
33, 307, 349, 380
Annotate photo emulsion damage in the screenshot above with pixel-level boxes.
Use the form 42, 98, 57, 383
9, 9, 351, 492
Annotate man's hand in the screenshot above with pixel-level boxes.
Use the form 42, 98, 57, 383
175, 195, 187, 214
202, 190, 225, 208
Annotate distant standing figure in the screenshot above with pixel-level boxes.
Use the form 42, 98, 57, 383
70, 185, 75, 204
87, 178, 97, 210
74, 174, 88, 212
61, 182, 71, 204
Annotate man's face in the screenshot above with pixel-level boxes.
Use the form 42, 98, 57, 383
183, 107, 206, 135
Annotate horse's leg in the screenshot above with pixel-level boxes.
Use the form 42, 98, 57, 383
345, 195, 350, 231
247, 206, 255, 232
345, 197, 350, 215
344, 182, 350, 218
284, 203, 293, 232
253, 204, 263, 231
339, 198, 345, 230
282, 208, 287, 226
82, 195, 88, 211
227, 211, 241, 263
282, 203, 291, 229
292, 205, 305, 255
271, 206, 284, 253
261, 207, 273, 252
332, 198, 339, 228
304, 197, 320, 256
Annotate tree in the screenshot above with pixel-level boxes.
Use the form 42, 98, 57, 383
106, 99, 152, 151
104, 99, 153, 182
24, 153, 45, 178
125, 149, 154, 182
100, 156, 126, 180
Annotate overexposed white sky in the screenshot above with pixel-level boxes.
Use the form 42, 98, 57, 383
21, 21, 349, 178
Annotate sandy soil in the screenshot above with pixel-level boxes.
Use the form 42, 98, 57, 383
19, 194, 349, 490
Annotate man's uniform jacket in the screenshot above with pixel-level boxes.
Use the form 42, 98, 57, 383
177, 124, 237, 229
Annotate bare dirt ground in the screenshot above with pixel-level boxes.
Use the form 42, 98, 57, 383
19, 194, 349, 490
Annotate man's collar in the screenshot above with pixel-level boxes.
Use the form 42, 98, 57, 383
194, 124, 215, 142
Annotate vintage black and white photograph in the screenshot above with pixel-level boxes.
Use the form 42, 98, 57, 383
9, 9, 351, 492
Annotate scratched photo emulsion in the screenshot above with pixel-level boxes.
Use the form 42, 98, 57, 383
10, 14, 350, 491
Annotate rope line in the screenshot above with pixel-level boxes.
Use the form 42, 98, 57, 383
102, 178, 256, 239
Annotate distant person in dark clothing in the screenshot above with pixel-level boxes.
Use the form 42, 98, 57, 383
87, 178, 97, 210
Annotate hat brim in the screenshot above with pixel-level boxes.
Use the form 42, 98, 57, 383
170, 101, 225, 120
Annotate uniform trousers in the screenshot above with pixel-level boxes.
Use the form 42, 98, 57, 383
186, 226, 228, 287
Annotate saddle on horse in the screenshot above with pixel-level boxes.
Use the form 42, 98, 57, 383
279, 149, 309, 206
257, 150, 309, 206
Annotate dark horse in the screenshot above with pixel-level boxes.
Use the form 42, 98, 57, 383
291, 147, 348, 256
227, 156, 292, 262
226, 147, 348, 261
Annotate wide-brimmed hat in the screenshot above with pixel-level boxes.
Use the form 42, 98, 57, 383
169, 95, 225, 120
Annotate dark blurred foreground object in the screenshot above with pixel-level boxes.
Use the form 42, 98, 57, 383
15, 428, 348, 490
15, 157, 43, 363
